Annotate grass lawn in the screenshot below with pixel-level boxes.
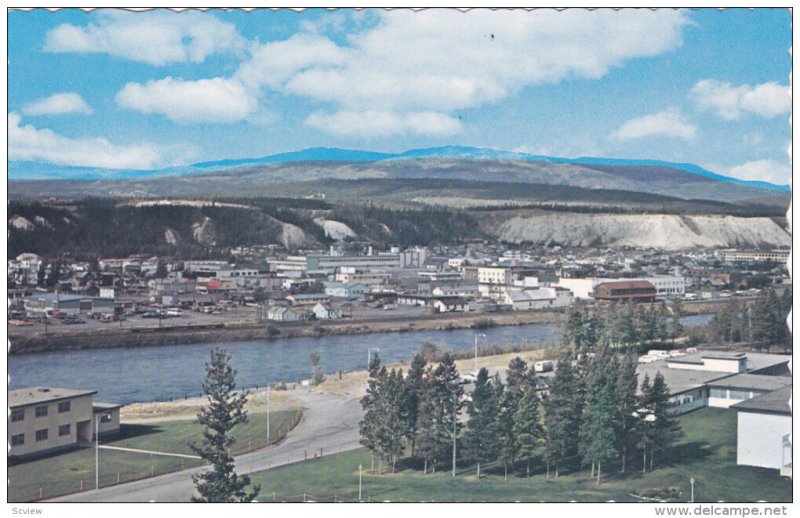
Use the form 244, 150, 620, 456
8, 410, 298, 502
250, 408, 792, 503
108, 409, 297, 456
8, 447, 203, 502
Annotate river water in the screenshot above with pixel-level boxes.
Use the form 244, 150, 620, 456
8, 314, 712, 404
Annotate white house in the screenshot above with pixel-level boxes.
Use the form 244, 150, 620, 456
266, 306, 304, 322
433, 297, 469, 313
312, 303, 342, 321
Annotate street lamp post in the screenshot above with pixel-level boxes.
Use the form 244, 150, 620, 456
358, 464, 363, 502
474, 333, 486, 373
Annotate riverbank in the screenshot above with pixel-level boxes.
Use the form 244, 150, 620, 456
7, 298, 724, 355
9, 309, 565, 355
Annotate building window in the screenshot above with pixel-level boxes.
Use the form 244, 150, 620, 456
58, 424, 71, 436
710, 388, 727, 399
35, 405, 48, 417
58, 401, 71, 413
35, 429, 48, 442
11, 434, 25, 446
11, 408, 25, 422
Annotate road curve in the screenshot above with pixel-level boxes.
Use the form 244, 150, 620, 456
49, 389, 363, 502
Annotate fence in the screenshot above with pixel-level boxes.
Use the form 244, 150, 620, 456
10, 408, 304, 503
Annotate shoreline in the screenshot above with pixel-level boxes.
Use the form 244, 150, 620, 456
8, 309, 567, 355
7, 299, 723, 356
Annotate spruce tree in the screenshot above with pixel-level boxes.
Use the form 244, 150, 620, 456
581, 349, 620, 484
544, 349, 583, 476
512, 382, 544, 479
359, 357, 385, 463
463, 368, 501, 479
616, 352, 640, 474
646, 372, 683, 470
190, 348, 259, 502
404, 353, 427, 455
414, 354, 463, 473
669, 299, 684, 342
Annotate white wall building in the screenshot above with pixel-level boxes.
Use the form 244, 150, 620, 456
733, 386, 792, 475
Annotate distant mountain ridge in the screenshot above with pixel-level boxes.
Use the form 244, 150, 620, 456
8, 145, 790, 192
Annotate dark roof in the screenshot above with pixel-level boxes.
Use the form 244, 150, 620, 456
731, 386, 792, 415
707, 373, 791, 392
9, 387, 97, 408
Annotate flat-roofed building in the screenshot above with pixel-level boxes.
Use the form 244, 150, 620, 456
8, 387, 122, 459
718, 250, 790, 263
636, 350, 790, 415
707, 374, 791, 409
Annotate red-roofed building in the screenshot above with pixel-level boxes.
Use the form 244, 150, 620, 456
592, 280, 657, 302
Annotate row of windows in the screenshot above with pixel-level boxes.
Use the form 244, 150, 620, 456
9, 425, 71, 446
10, 401, 71, 422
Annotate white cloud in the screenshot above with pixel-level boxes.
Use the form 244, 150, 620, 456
116, 77, 257, 124
8, 112, 181, 169
690, 79, 790, 120
304, 110, 462, 138
726, 159, 791, 186
611, 109, 697, 141
235, 9, 690, 136
22, 92, 93, 116
44, 10, 244, 66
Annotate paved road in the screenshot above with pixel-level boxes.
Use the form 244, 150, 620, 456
50, 388, 363, 502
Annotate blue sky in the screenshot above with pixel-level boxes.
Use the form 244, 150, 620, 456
7, 8, 792, 184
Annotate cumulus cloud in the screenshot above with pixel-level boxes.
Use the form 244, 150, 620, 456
22, 92, 93, 116
8, 112, 179, 169
304, 110, 462, 138
691, 79, 790, 120
726, 159, 791, 186
44, 10, 244, 66
234, 9, 691, 136
116, 77, 257, 124
611, 109, 697, 141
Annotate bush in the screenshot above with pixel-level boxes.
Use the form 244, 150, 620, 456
471, 318, 497, 330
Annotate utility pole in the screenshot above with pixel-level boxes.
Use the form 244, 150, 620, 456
95, 415, 100, 490
266, 385, 271, 445
452, 398, 458, 477
358, 464, 363, 502
690, 477, 695, 503
474, 333, 486, 373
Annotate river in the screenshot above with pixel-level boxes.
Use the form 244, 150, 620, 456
7, 314, 712, 404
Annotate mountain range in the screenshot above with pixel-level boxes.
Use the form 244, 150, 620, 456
8, 145, 791, 192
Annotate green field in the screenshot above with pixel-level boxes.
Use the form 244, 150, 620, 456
109, 409, 297, 456
250, 408, 792, 503
8, 410, 298, 502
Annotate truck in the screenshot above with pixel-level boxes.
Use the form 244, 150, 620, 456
534, 361, 554, 373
